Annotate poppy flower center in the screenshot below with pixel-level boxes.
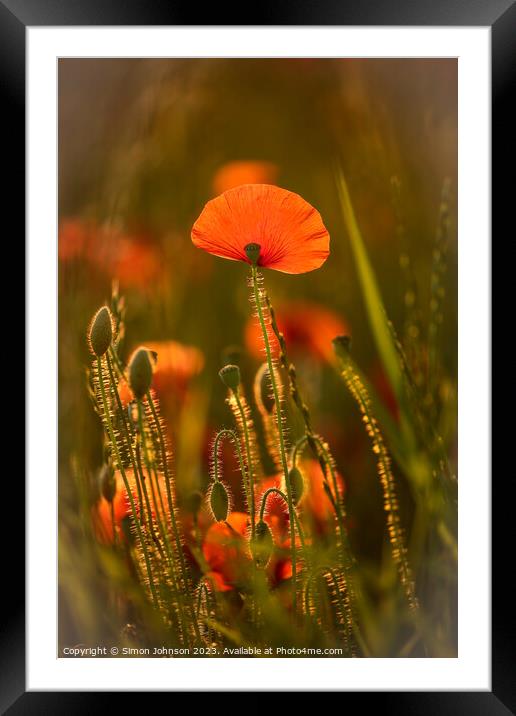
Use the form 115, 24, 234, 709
244, 242, 261, 265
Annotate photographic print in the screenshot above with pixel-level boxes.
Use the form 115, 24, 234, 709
58, 58, 458, 660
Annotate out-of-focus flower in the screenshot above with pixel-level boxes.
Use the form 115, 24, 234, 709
59, 218, 96, 262
256, 458, 345, 536
59, 217, 167, 289
117, 377, 134, 408
201, 502, 300, 593
191, 184, 330, 274
144, 340, 204, 397
92, 471, 131, 544
110, 237, 164, 289
300, 458, 345, 528
212, 161, 278, 195
245, 301, 349, 364
92, 469, 170, 545
202, 512, 251, 590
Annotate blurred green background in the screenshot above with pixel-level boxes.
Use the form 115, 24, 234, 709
58, 59, 457, 650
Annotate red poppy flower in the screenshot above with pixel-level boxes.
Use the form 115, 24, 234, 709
202, 512, 251, 590
144, 340, 204, 396
191, 184, 330, 274
245, 301, 349, 364
256, 459, 345, 535
301, 459, 345, 528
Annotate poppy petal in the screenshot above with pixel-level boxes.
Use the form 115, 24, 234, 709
191, 184, 330, 274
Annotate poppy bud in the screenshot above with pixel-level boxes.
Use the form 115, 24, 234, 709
255, 364, 275, 414
210, 481, 229, 522
99, 463, 116, 502
89, 306, 113, 357
244, 242, 261, 265
288, 466, 304, 505
128, 348, 154, 399
332, 335, 352, 363
250, 520, 274, 568
219, 364, 240, 392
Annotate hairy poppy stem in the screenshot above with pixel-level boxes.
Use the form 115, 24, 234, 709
292, 434, 358, 635
96, 356, 159, 608
146, 390, 202, 642
233, 393, 257, 541
106, 351, 149, 525
136, 398, 191, 646
333, 340, 418, 612
250, 265, 298, 615
213, 428, 249, 509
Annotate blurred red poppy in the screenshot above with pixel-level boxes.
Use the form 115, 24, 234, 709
92, 469, 170, 544
59, 217, 166, 289
301, 458, 345, 529
245, 301, 349, 364
191, 184, 330, 274
212, 161, 278, 195
110, 237, 164, 289
144, 340, 204, 397
59, 218, 95, 262
202, 512, 251, 590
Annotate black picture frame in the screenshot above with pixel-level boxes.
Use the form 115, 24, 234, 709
6, 0, 510, 708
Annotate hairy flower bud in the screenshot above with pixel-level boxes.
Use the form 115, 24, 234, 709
288, 466, 305, 505
89, 306, 113, 357
210, 481, 229, 522
128, 347, 154, 399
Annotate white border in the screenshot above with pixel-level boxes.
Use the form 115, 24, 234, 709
27, 27, 490, 691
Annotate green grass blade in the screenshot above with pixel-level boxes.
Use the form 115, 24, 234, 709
336, 168, 404, 403
336, 168, 431, 490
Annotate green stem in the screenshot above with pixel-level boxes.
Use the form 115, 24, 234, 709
251, 264, 297, 615
96, 356, 158, 607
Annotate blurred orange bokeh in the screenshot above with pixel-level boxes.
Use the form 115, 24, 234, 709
212, 160, 278, 195
245, 301, 349, 364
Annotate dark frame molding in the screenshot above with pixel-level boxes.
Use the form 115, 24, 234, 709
8, 0, 510, 709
